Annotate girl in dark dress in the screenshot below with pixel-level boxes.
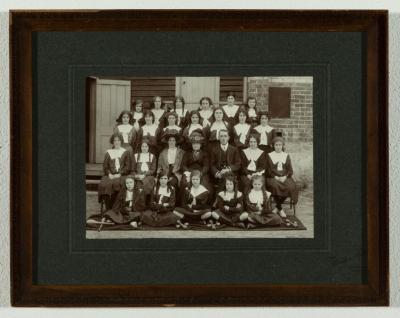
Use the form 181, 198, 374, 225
181, 110, 204, 150
132, 139, 156, 196
213, 175, 244, 227
198, 96, 214, 128
141, 172, 186, 228
265, 136, 298, 218
253, 111, 278, 153
173, 96, 189, 129
206, 106, 230, 151
98, 132, 131, 209
240, 133, 266, 194
245, 96, 259, 128
103, 175, 146, 228
150, 95, 167, 127
131, 99, 145, 131
222, 91, 240, 127
136, 110, 161, 155
243, 175, 282, 229
174, 170, 213, 227
114, 110, 136, 155
232, 107, 252, 150
157, 130, 185, 191
161, 112, 183, 142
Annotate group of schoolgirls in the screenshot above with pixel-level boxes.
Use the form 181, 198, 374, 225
92, 92, 298, 230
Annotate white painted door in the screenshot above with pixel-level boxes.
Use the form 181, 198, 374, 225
176, 77, 220, 111
95, 78, 131, 163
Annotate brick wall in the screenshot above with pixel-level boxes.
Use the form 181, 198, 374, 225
247, 77, 313, 143
247, 77, 313, 186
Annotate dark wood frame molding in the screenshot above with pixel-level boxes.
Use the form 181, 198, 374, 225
10, 10, 388, 306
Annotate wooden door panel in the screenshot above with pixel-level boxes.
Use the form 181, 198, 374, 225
177, 77, 220, 111
95, 78, 131, 163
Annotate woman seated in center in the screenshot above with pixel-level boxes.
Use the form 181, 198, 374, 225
180, 129, 213, 200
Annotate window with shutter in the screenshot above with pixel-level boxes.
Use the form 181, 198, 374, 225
268, 87, 291, 118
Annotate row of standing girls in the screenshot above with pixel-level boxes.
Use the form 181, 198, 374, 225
94, 92, 298, 230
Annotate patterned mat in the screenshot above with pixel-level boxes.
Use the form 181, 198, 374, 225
86, 214, 306, 231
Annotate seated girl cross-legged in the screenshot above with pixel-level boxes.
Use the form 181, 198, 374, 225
173, 170, 213, 228
243, 175, 282, 229
103, 175, 146, 228
140, 172, 186, 228
213, 175, 244, 228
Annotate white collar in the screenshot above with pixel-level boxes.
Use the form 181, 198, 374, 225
107, 148, 126, 159
211, 121, 227, 128
218, 190, 242, 200
248, 189, 264, 204
118, 124, 133, 131
220, 143, 229, 151
176, 108, 187, 116
248, 108, 257, 116
158, 186, 171, 197
243, 148, 264, 161
190, 184, 208, 197
234, 123, 250, 133
164, 125, 181, 131
255, 124, 273, 133
135, 152, 152, 162
268, 151, 288, 164
188, 124, 203, 135
143, 124, 158, 134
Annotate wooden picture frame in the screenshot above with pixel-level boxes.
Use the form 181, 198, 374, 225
10, 10, 388, 306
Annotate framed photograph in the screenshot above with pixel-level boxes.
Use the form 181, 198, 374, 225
10, 10, 388, 306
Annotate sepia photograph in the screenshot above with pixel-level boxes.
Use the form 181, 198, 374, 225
85, 76, 314, 238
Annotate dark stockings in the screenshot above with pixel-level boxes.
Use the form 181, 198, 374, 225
274, 196, 286, 210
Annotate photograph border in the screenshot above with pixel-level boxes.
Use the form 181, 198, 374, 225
10, 10, 388, 306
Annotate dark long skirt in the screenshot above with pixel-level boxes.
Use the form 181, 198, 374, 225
214, 210, 241, 226
98, 176, 125, 202
247, 211, 282, 226
104, 209, 142, 224
266, 177, 297, 202
174, 207, 211, 222
240, 175, 255, 195
141, 210, 180, 227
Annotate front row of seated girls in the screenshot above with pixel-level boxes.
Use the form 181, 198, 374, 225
100, 170, 283, 230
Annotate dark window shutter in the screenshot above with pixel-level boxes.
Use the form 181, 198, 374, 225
219, 77, 244, 103
130, 77, 176, 108
268, 87, 291, 118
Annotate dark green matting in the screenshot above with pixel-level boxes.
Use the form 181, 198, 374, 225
33, 31, 366, 285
